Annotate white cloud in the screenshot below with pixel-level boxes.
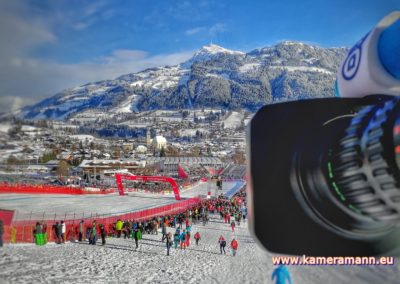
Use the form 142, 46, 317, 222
72, 21, 92, 31
209, 23, 227, 37
185, 27, 204, 36
0, 1, 56, 59
84, 0, 109, 17
0, 1, 196, 114
72, 1, 115, 31
0, 96, 31, 113
0, 49, 195, 113
104, 49, 149, 62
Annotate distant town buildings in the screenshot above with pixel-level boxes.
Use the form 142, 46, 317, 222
136, 145, 147, 154
0, 108, 248, 184
147, 156, 223, 175
151, 135, 167, 150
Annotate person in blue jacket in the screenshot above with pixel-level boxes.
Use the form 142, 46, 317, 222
173, 230, 180, 249
180, 229, 187, 249
272, 264, 292, 284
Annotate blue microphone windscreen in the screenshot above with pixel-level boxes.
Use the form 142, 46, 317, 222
378, 19, 400, 79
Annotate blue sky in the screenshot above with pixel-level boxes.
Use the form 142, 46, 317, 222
0, 0, 399, 112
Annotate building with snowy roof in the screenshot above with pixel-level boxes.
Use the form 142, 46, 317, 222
136, 145, 148, 153
146, 156, 223, 176
78, 159, 146, 180
151, 135, 167, 150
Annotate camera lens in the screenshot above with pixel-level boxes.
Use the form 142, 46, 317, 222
292, 97, 400, 239
328, 99, 400, 223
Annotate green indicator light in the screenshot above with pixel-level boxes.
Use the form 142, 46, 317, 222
327, 162, 333, 178
332, 182, 346, 201
349, 204, 362, 214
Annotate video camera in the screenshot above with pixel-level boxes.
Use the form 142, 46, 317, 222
248, 12, 400, 256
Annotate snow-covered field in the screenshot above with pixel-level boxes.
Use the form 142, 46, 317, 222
0, 214, 399, 284
223, 112, 244, 129
1, 180, 399, 283
269, 65, 333, 74
111, 93, 141, 113
0, 123, 12, 133
0, 181, 242, 220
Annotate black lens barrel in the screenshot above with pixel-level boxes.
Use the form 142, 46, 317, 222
329, 98, 400, 224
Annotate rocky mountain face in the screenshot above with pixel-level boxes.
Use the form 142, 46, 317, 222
21, 42, 348, 120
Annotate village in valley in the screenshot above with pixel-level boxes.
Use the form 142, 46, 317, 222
0, 108, 248, 187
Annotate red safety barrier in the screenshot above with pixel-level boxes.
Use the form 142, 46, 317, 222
0, 209, 14, 225
115, 174, 181, 200
0, 183, 114, 195
2, 197, 202, 244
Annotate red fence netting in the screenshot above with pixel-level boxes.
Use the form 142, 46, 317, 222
2, 197, 202, 244
0, 183, 114, 195
0, 209, 15, 245
0, 209, 14, 225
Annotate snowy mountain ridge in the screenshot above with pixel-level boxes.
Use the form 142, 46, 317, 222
20, 42, 348, 120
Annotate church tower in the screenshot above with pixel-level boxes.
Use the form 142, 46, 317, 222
146, 128, 151, 147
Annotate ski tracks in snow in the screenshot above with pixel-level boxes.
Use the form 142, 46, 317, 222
0, 214, 399, 283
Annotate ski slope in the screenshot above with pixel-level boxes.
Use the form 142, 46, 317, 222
0, 213, 399, 283
1, 180, 399, 283
0, 181, 243, 220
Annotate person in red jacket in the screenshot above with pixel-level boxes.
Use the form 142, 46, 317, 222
231, 220, 236, 232
194, 232, 201, 245
185, 219, 190, 228
231, 238, 238, 256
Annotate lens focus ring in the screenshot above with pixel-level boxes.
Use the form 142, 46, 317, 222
330, 99, 400, 223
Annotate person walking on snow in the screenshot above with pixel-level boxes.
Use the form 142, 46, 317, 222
231, 238, 238, 256
161, 222, 167, 242
90, 221, 97, 245
185, 228, 190, 247
173, 230, 180, 249
166, 232, 173, 256
231, 220, 236, 232
194, 232, 201, 246
34, 222, 43, 245
61, 221, 66, 243
180, 230, 187, 249
78, 220, 84, 242
53, 222, 62, 244
185, 218, 190, 228
99, 224, 106, 245
116, 219, 123, 238
133, 227, 140, 249
219, 235, 226, 254
272, 264, 292, 284
137, 225, 142, 240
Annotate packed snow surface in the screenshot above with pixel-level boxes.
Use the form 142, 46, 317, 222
0, 215, 399, 283
0, 181, 241, 220
0, 123, 12, 133
223, 112, 244, 129
1, 181, 399, 283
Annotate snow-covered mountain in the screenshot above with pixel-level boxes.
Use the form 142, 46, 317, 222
182, 44, 245, 67
21, 42, 348, 120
